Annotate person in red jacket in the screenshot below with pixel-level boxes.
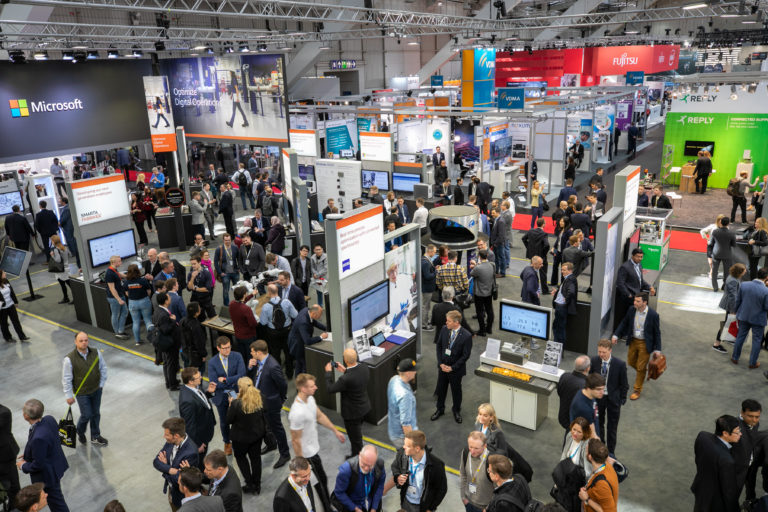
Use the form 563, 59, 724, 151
229, 286, 259, 362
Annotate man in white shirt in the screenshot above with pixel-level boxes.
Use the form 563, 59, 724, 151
288, 373, 346, 510
178, 467, 225, 511
412, 197, 429, 231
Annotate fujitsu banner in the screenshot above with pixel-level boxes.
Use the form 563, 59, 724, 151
585, 45, 679, 76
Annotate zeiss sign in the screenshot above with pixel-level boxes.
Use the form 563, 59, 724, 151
497, 88, 524, 110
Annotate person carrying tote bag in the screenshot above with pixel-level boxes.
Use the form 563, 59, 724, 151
48, 234, 73, 304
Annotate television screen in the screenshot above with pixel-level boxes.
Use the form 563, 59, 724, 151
0, 191, 23, 215
490, 136, 513, 161
684, 140, 715, 157
361, 170, 388, 190
0, 247, 31, 276
88, 229, 137, 268
298, 164, 315, 181
499, 300, 551, 340
392, 172, 421, 193
348, 280, 390, 332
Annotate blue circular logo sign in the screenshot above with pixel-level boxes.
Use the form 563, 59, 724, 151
433, 129, 443, 141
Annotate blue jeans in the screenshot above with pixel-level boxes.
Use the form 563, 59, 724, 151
75, 387, 102, 438
495, 243, 509, 276
530, 206, 543, 228
221, 272, 240, 306
240, 188, 256, 210
553, 303, 568, 344
465, 503, 484, 512
128, 297, 154, 343
732, 320, 764, 366
316, 290, 324, 307
106, 297, 128, 335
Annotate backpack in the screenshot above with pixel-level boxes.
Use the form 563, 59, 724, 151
727, 178, 741, 197
330, 458, 385, 512
237, 170, 249, 190
550, 455, 587, 509
497, 475, 541, 512
271, 301, 288, 329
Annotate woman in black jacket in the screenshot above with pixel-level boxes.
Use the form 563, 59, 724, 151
227, 376, 269, 495
550, 216, 572, 287
180, 302, 207, 374
265, 216, 286, 256
0, 270, 28, 342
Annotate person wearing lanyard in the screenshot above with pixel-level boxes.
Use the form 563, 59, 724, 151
331, 444, 386, 512
432, 310, 473, 424
551, 262, 578, 345
273, 456, 316, 512
214, 234, 241, 307
208, 337, 246, 457
589, 339, 628, 457
460, 432, 494, 512
391, 430, 447, 512
486, 454, 533, 512
579, 439, 619, 512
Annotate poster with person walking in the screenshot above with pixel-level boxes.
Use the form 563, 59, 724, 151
143, 76, 177, 152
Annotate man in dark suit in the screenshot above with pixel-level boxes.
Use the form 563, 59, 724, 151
430, 287, 473, 344
153, 417, 200, 510
614, 249, 654, 330
153, 292, 182, 391
58, 198, 79, 268
273, 457, 316, 512
208, 337, 246, 456
288, 304, 328, 375
732, 268, 768, 368
561, 234, 594, 278
453, 178, 465, 205
0, 402, 20, 507
159, 252, 187, 296
6, 205, 34, 252
520, 256, 544, 306
524, 157, 538, 182
476, 180, 494, 214
218, 184, 235, 237
468, 177, 479, 199
691, 415, 741, 512
431, 310, 472, 424
557, 179, 578, 205
324, 348, 371, 458
368, 186, 384, 205
590, 339, 629, 456
523, 217, 550, 294
551, 262, 578, 345
143, 248, 163, 279
557, 356, 590, 431
710, 218, 737, 292
248, 340, 290, 469
203, 450, 243, 512
627, 122, 639, 157
179, 368, 217, 470
17, 400, 69, 512
612, 293, 662, 400
34, 201, 59, 261
569, 140, 584, 167
569, 203, 591, 236
277, 271, 306, 314
238, 233, 265, 282
651, 184, 672, 209
177, 467, 225, 512
732, 399, 761, 499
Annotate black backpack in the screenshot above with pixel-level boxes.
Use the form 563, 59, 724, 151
237, 170, 249, 190
271, 301, 288, 329
727, 178, 740, 197
550, 455, 587, 510
330, 458, 385, 512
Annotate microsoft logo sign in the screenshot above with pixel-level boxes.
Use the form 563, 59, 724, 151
9, 99, 29, 118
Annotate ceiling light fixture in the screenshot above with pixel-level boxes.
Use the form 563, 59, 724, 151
193, 45, 208, 50
33, 50, 49, 60
62, 51, 74, 61
87, 50, 99, 59
107, 50, 119, 59
239, 43, 250, 53
683, 2, 707, 9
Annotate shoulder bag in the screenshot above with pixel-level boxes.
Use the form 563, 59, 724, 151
48, 248, 65, 273
647, 352, 667, 380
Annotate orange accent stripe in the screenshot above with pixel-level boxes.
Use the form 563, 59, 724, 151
394, 162, 422, 168
359, 132, 390, 138
289, 129, 315, 134
186, 133, 288, 143
627, 166, 642, 179
335, 205, 383, 229
70, 174, 126, 189
282, 149, 289, 157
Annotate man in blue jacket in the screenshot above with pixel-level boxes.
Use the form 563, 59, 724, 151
520, 256, 543, 306
208, 337, 246, 456
17, 399, 69, 512
248, 340, 290, 469
287, 304, 328, 375
612, 293, 661, 401
731, 267, 768, 369
152, 417, 199, 509
331, 445, 386, 512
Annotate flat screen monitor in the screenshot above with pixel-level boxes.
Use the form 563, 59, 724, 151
87, 229, 137, 268
0, 247, 31, 276
298, 164, 315, 181
392, 172, 421, 193
684, 140, 715, 157
0, 191, 23, 215
348, 280, 390, 333
361, 169, 388, 190
499, 300, 551, 340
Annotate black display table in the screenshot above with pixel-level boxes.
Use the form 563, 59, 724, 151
156, 213, 194, 249
306, 335, 417, 425
70, 278, 132, 332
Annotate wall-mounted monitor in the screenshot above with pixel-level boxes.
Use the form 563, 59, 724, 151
87, 229, 137, 268
684, 140, 715, 157
392, 172, 421, 193
499, 300, 551, 340
0, 247, 32, 277
0, 191, 23, 215
361, 169, 388, 190
298, 164, 315, 181
348, 280, 390, 333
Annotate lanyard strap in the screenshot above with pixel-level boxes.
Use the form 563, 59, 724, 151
469, 450, 488, 483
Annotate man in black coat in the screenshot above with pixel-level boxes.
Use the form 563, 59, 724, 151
277, 271, 306, 314
651, 184, 672, 209
218, 184, 235, 237
179, 367, 217, 470
614, 249, 654, 329
391, 431, 447, 511
203, 450, 243, 512
612, 293, 662, 401
430, 287, 473, 343
421, 245, 437, 325
34, 201, 59, 261
557, 356, 590, 431
589, 339, 629, 456
324, 348, 371, 458
453, 178, 465, 205
153, 292, 181, 390
431, 310, 472, 424
522, 218, 550, 294
142, 248, 162, 279
288, 305, 328, 375
733, 399, 761, 499
551, 262, 578, 345
6, 205, 34, 251
691, 415, 741, 512
0, 402, 20, 507
248, 340, 290, 468
520, 257, 544, 307
476, 180, 494, 214
273, 457, 316, 512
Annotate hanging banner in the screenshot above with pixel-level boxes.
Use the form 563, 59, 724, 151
325, 119, 357, 155
497, 88, 525, 110
70, 174, 131, 226
143, 76, 177, 152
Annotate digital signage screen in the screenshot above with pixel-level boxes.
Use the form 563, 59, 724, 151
684, 140, 715, 157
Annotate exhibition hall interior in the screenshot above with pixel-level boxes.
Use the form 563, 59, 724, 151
1, 0, 768, 510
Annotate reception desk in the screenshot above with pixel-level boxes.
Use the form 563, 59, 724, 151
306, 335, 417, 425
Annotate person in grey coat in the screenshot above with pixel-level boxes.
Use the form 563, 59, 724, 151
709, 218, 737, 292
189, 192, 206, 238
715, 263, 747, 353
470, 250, 496, 336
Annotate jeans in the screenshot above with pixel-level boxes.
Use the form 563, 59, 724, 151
732, 196, 748, 223
553, 303, 568, 344
106, 297, 128, 335
128, 297, 154, 343
240, 188, 256, 210
494, 243, 509, 276
530, 206, 543, 228
465, 503, 484, 512
316, 290, 324, 307
220, 272, 240, 306
733, 321, 764, 367
75, 387, 102, 438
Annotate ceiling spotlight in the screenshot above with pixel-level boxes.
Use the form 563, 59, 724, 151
62, 51, 74, 61
430, 88, 436, 94
731, 84, 738, 100
108, 50, 120, 59
132, 47, 143, 58
72, 45, 88, 50
33, 50, 48, 61
258, 44, 268, 52
683, 2, 707, 9
239, 43, 250, 53
362, 95, 372, 102
193, 45, 208, 51
225, 45, 234, 54
318, 44, 331, 50
407, 40, 420, 46
9, 51, 26, 64
204, 47, 214, 55
406, 90, 413, 97
748, 83, 757, 93
87, 50, 99, 59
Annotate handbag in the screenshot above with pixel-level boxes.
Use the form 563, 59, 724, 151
720, 314, 739, 342
540, 194, 550, 212
48, 249, 65, 273
58, 407, 77, 448
647, 352, 667, 380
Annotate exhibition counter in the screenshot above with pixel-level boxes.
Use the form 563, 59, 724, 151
70, 277, 131, 332
306, 334, 417, 425
156, 212, 194, 249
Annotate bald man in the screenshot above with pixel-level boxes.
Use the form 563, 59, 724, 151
142, 248, 161, 279
325, 349, 371, 457
332, 445, 386, 512
520, 256, 544, 305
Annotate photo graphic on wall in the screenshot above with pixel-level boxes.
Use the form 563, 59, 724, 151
384, 241, 419, 332
143, 76, 177, 152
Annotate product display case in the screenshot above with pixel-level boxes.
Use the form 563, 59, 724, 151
635, 206, 672, 271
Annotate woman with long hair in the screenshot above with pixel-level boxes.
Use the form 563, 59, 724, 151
225, 71, 249, 128
180, 302, 207, 374
0, 270, 28, 342
130, 192, 148, 246
748, 217, 768, 280
141, 188, 157, 232
122, 263, 153, 346
716, 263, 747, 354
475, 403, 506, 453
530, 179, 545, 229
700, 214, 725, 278
553, 417, 593, 511
135, 172, 146, 193
48, 234, 72, 304
551, 216, 572, 286
227, 376, 268, 494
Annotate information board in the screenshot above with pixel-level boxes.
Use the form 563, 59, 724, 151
289, 129, 317, 157
601, 222, 619, 320
336, 206, 384, 279
359, 132, 392, 162
70, 174, 131, 226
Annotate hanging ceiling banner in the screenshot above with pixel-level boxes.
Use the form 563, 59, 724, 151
143, 76, 177, 153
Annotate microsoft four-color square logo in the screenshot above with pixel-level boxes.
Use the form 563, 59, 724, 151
9, 99, 29, 118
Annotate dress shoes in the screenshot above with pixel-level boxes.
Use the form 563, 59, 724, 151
273, 455, 290, 469
749, 362, 761, 369
224, 443, 232, 456
430, 410, 444, 421
453, 412, 463, 424
261, 445, 277, 455
731, 358, 739, 365
629, 392, 641, 400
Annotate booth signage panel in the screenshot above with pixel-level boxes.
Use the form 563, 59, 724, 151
165, 187, 185, 208
497, 88, 525, 110
623, 167, 641, 223
70, 174, 131, 226
289, 129, 317, 157
0, 60, 151, 162
625, 71, 645, 85
357, 117, 373, 135
431, 75, 444, 87
325, 119, 358, 155
461, 49, 496, 108
159, 55, 289, 144
359, 132, 392, 162
670, 83, 768, 114
615, 99, 634, 131
586, 45, 679, 76
601, 223, 618, 320
281, 150, 295, 217
143, 76, 177, 152
336, 206, 385, 279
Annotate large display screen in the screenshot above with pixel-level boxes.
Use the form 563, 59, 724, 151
348, 280, 390, 332
684, 140, 715, 157
0, 247, 31, 276
88, 229, 137, 268
298, 164, 315, 181
499, 300, 551, 340
392, 172, 421, 192
361, 170, 388, 190
0, 191, 23, 215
